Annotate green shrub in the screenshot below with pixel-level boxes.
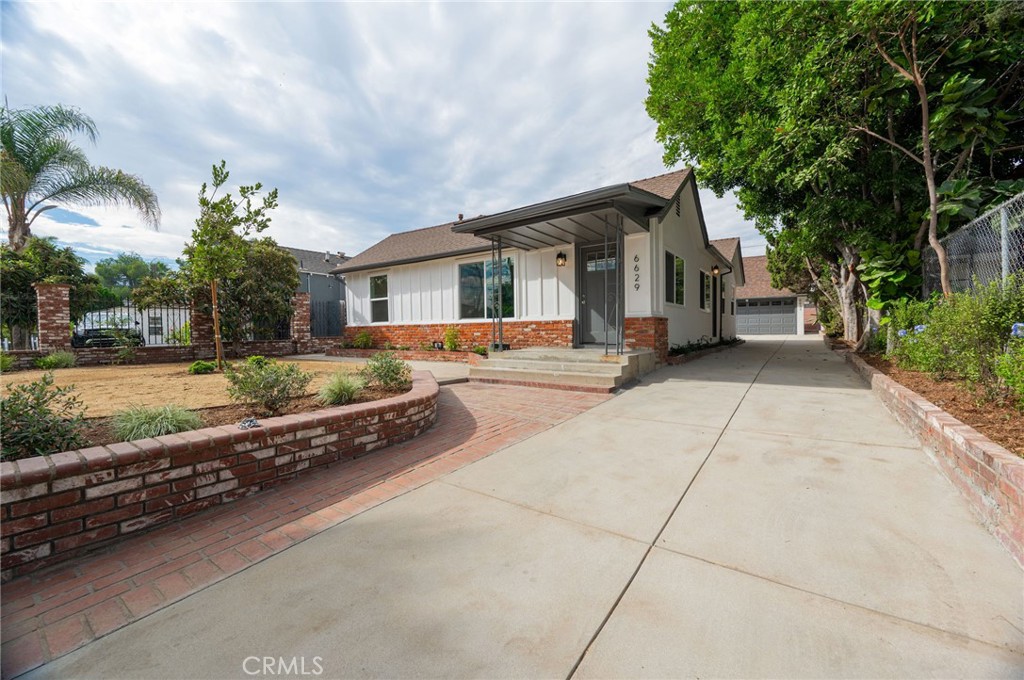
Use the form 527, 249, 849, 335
318, 372, 365, 406
0, 352, 15, 373
34, 350, 77, 370
188, 360, 217, 375
472, 345, 488, 356
995, 338, 1024, 409
361, 351, 412, 391
443, 325, 460, 351
0, 373, 86, 460
352, 331, 374, 349
113, 404, 203, 441
888, 276, 1024, 391
224, 357, 313, 415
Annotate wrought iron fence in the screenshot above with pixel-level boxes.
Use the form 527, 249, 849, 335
75, 299, 192, 347
923, 192, 1024, 295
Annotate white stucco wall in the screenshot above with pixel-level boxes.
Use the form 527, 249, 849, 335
345, 245, 576, 325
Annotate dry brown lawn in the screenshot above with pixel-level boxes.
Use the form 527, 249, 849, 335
0, 360, 361, 417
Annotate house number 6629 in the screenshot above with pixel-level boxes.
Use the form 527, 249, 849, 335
633, 254, 641, 291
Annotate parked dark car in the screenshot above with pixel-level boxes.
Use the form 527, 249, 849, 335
70, 328, 145, 348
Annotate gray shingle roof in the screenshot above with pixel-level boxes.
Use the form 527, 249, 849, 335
735, 255, 794, 299
338, 169, 695, 273
281, 247, 351, 275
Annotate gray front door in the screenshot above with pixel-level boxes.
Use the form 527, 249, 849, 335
580, 244, 618, 344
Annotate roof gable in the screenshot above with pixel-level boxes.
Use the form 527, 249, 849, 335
735, 255, 794, 299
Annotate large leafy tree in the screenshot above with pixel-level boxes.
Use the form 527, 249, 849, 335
646, 1, 1023, 341
0, 237, 112, 348
95, 252, 171, 301
1, 104, 161, 251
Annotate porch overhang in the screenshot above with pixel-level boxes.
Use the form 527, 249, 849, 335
451, 184, 669, 250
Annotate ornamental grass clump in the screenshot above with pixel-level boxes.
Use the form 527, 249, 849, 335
113, 404, 203, 441
361, 351, 412, 391
0, 373, 86, 460
224, 355, 313, 416
318, 372, 365, 406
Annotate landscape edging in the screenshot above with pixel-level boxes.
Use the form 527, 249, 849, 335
835, 344, 1024, 568
0, 371, 439, 581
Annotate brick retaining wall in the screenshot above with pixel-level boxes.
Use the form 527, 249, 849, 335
840, 348, 1024, 568
625, 316, 669, 363
0, 372, 439, 580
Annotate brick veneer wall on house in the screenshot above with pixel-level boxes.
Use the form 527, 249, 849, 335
328, 348, 483, 365
841, 348, 1024, 568
343, 320, 574, 351
0, 372, 439, 580
625, 316, 669, 363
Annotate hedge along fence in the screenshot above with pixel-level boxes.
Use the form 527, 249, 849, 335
839, 348, 1024, 569
0, 371, 439, 581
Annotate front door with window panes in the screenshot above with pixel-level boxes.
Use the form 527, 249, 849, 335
580, 244, 618, 344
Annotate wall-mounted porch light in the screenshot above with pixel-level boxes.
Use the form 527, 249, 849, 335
556, 252, 568, 267
712, 264, 720, 276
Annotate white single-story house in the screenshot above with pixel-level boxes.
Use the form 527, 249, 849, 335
337, 169, 745, 361
734, 255, 816, 335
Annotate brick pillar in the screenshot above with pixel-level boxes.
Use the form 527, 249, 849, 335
624, 316, 669, 363
291, 292, 311, 353
32, 283, 72, 351
190, 301, 216, 359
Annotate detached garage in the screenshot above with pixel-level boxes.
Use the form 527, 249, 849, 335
735, 256, 813, 336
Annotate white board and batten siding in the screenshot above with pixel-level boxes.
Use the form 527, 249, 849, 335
345, 245, 576, 326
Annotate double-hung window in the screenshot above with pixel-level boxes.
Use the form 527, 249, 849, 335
369, 274, 389, 323
459, 258, 514, 319
664, 252, 685, 305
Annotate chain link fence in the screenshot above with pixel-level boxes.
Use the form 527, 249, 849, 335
923, 192, 1024, 295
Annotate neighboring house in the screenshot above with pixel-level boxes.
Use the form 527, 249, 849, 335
281, 247, 350, 337
337, 169, 744, 360
76, 304, 191, 346
734, 255, 817, 335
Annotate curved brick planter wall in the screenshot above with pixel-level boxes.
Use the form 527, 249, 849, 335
839, 349, 1024, 568
0, 372, 439, 581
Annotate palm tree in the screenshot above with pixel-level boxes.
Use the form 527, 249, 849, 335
1, 104, 160, 252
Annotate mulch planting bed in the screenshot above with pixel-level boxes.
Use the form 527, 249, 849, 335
858, 352, 1023, 458
78, 387, 404, 449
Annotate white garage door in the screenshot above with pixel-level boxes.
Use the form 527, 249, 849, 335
737, 298, 797, 335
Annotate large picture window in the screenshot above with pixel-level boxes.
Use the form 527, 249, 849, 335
459, 258, 514, 319
700, 270, 711, 311
664, 252, 685, 305
369, 274, 389, 323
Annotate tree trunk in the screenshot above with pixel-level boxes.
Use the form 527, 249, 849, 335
211, 279, 225, 370
7, 197, 29, 252
836, 248, 863, 343
11, 324, 30, 350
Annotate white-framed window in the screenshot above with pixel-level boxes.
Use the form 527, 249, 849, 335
369, 274, 389, 323
459, 257, 514, 319
721, 280, 727, 314
148, 315, 163, 336
664, 252, 685, 305
700, 270, 711, 311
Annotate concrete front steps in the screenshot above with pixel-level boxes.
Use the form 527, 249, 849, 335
468, 347, 657, 393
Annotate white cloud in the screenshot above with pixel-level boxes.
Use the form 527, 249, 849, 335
2, 1, 762, 261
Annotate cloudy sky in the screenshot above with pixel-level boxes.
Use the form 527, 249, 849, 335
2, 1, 765, 269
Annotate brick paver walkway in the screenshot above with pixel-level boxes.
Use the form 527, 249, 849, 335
0, 383, 609, 679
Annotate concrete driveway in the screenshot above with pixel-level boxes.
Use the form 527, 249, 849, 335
29, 338, 1023, 678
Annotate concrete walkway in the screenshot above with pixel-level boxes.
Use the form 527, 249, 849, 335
25, 338, 1023, 678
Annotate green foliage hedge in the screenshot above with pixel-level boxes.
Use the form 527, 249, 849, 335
188, 359, 217, 375
0, 373, 86, 460
887, 275, 1024, 405
34, 350, 76, 370
361, 352, 412, 391
224, 355, 313, 416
